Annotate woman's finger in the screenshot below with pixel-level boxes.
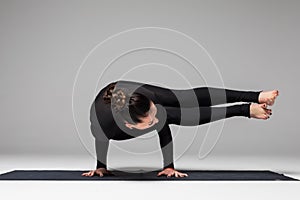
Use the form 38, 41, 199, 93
157, 171, 164, 176
96, 171, 103, 177
81, 172, 87, 176
167, 172, 172, 177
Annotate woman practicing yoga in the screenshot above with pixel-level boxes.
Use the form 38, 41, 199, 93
82, 80, 279, 178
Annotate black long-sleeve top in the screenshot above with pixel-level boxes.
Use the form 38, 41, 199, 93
90, 80, 180, 170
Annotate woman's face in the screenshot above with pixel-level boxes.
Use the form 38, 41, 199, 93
124, 101, 159, 130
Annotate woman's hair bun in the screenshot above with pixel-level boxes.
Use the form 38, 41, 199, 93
111, 88, 129, 112
103, 82, 116, 103
103, 82, 129, 112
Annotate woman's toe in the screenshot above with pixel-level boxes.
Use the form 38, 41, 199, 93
261, 103, 267, 108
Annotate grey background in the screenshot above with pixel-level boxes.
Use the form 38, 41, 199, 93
0, 0, 299, 165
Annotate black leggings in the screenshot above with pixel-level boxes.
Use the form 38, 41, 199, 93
141, 84, 263, 126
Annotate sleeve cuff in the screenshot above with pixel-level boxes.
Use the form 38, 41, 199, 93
96, 160, 107, 169
163, 162, 174, 169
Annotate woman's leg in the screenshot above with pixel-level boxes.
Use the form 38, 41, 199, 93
171, 87, 262, 107
143, 83, 262, 107
165, 103, 252, 126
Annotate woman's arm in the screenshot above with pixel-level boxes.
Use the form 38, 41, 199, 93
156, 122, 188, 178
95, 138, 110, 169
157, 123, 175, 169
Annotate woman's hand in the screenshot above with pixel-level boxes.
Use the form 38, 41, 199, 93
157, 167, 188, 178
81, 168, 113, 177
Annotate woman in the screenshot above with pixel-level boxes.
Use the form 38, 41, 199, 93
82, 80, 279, 178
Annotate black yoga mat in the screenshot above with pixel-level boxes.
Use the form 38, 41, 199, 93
0, 170, 297, 181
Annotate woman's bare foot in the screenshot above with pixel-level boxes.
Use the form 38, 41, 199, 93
250, 103, 272, 120
258, 90, 279, 106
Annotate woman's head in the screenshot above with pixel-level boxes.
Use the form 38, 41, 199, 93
102, 83, 159, 130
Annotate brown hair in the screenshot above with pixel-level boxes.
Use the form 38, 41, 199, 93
102, 82, 151, 124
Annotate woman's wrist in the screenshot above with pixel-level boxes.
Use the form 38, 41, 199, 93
164, 167, 174, 170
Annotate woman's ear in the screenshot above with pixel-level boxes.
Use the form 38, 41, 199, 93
124, 120, 133, 129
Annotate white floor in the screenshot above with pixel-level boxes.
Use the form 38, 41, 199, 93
0, 155, 300, 200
